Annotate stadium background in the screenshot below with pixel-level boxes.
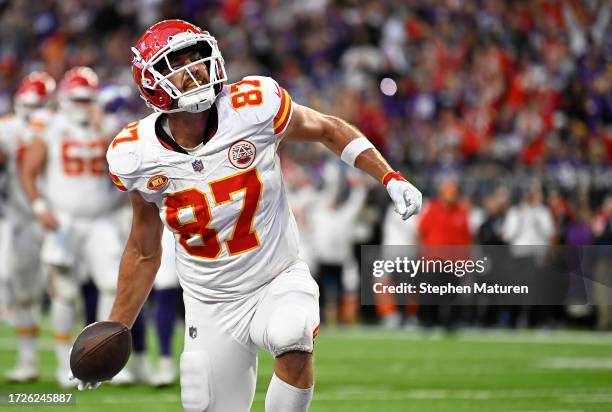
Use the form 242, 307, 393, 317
0, 0, 611, 411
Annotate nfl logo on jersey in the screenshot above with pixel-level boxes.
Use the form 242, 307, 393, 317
192, 159, 204, 172
188, 326, 197, 339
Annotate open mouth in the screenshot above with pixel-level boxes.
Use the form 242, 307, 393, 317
183, 79, 202, 91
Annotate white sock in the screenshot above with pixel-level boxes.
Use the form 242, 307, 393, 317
51, 299, 74, 373
132, 353, 147, 370
97, 292, 115, 321
265, 373, 313, 412
51, 299, 74, 335
17, 336, 37, 367
14, 305, 39, 366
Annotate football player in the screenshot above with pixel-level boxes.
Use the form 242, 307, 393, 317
20, 67, 123, 387
84, 20, 421, 411
0, 72, 55, 382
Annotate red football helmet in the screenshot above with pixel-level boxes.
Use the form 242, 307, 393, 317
58, 67, 99, 124
15, 72, 56, 106
59, 66, 99, 101
131, 19, 226, 113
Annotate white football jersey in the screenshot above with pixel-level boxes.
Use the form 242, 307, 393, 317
43, 112, 121, 218
107, 76, 301, 301
0, 110, 51, 217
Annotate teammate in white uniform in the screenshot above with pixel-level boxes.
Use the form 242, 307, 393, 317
77, 20, 422, 411
20, 67, 123, 387
0, 72, 55, 382
113, 208, 180, 386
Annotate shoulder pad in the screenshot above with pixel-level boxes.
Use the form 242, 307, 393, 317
107, 121, 143, 175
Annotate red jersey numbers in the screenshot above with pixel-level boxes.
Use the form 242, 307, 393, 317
210, 168, 262, 254
111, 122, 139, 149
165, 188, 221, 260
61, 140, 107, 176
230, 79, 263, 109
164, 168, 263, 259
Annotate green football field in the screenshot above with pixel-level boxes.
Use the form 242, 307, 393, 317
1, 320, 612, 412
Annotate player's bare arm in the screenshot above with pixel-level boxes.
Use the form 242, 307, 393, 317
109, 191, 163, 328
285, 104, 423, 219
19, 137, 58, 230
284, 104, 392, 181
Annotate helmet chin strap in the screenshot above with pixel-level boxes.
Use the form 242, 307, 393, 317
177, 87, 216, 113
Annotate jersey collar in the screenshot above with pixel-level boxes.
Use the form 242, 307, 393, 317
154, 105, 218, 155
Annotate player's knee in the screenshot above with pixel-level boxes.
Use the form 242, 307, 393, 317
13, 291, 36, 307
266, 304, 313, 357
48, 266, 79, 302
180, 351, 212, 412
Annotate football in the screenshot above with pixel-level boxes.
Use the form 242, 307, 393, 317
70, 321, 132, 382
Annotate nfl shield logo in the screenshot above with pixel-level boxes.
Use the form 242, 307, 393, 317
189, 326, 198, 339
192, 159, 204, 172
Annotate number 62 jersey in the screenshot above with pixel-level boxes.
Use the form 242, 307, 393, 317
107, 76, 302, 301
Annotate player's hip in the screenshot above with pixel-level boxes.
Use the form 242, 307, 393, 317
181, 258, 319, 352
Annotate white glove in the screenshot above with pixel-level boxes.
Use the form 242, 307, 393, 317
70, 374, 102, 391
385, 173, 422, 220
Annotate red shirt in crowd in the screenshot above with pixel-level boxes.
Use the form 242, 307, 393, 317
418, 199, 472, 245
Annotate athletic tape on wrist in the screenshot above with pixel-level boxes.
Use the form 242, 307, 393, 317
32, 198, 49, 215
340, 137, 375, 167
382, 171, 407, 186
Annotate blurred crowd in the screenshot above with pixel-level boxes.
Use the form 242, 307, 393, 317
0, 0, 611, 331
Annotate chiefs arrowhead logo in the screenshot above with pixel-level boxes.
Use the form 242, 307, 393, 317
147, 175, 169, 191
228, 140, 256, 169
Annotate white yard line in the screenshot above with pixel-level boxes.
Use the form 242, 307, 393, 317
322, 329, 612, 346
541, 358, 612, 369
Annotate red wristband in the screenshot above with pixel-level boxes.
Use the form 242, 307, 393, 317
381, 171, 407, 186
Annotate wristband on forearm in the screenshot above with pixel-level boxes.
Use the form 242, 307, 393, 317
381, 171, 407, 186
340, 137, 375, 167
32, 198, 49, 216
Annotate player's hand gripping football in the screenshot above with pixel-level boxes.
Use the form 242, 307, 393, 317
69, 321, 132, 391
69, 373, 102, 391
384, 172, 422, 220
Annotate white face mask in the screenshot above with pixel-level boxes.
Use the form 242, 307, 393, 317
177, 87, 216, 112
14, 102, 36, 122
60, 98, 93, 125
14, 94, 43, 122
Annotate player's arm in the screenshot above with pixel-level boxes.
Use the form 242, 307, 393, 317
19, 137, 59, 229
284, 104, 422, 219
109, 191, 163, 328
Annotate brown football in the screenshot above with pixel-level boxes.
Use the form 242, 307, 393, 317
70, 321, 132, 382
